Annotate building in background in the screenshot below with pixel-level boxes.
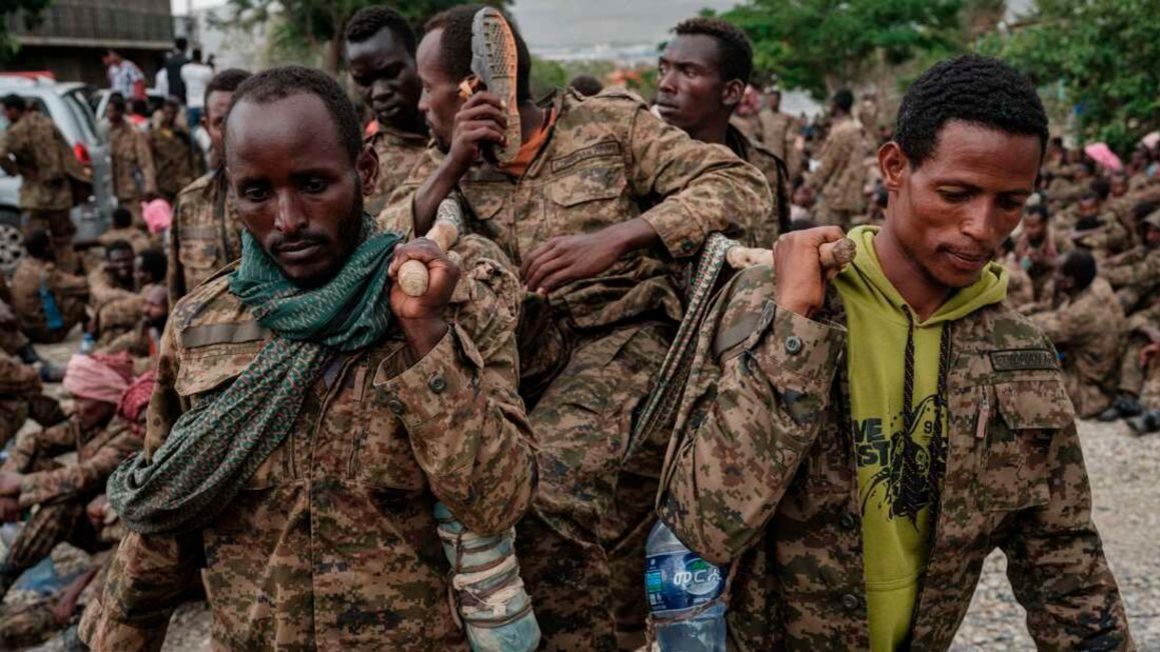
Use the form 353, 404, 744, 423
2, 0, 175, 86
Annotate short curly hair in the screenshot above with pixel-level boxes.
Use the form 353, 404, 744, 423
895, 54, 1048, 168
425, 5, 531, 102
672, 17, 753, 85
226, 66, 362, 163
203, 68, 252, 109
345, 6, 416, 56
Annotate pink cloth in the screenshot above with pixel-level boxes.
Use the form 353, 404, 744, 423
63, 353, 132, 404
1084, 142, 1123, 171
142, 198, 173, 234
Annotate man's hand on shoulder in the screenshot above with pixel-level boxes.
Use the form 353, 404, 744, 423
773, 226, 846, 319
389, 238, 459, 358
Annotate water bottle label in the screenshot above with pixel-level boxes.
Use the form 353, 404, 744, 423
645, 551, 724, 614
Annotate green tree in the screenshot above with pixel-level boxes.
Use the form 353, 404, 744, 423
1, 0, 53, 59
718, 0, 964, 99
979, 0, 1160, 154
221, 0, 509, 74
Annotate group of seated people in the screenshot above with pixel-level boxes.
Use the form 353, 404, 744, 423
0, 206, 169, 647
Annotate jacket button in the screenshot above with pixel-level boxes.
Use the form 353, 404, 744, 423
387, 399, 406, 415
785, 335, 803, 355
840, 513, 857, 530
840, 593, 860, 611
428, 374, 447, 393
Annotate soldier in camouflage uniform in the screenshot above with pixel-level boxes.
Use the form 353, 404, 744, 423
168, 68, 251, 302
806, 89, 868, 229
384, 8, 770, 649
1096, 210, 1160, 421
658, 56, 1131, 650
654, 17, 789, 248
98, 206, 153, 254
149, 98, 200, 203
0, 94, 89, 274
105, 94, 157, 225
757, 89, 801, 179
81, 67, 535, 650
1029, 250, 1125, 418
87, 240, 144, 346
344, 6, 430, 218
10, 229, 89, 343
0, 353, 143, 600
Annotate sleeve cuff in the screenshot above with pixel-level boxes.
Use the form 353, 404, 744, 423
641, 207, 707, 259
375, 322, 484, 435
749, 301, 845, 398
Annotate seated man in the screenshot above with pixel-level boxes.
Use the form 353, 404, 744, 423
0, 346, 65, 448
0, 353, 143, 600
1070, 185, 1133, 259
1029, 250, 1125, 418
97, 207, 152, 254
657, 55, 1130, 649
10, 230, 89, 343
87, 240, 144, 346
94, 247, 170, 360
82, 66, 535, 650
0, 371, 155, 649
1013, 203, 1058, 307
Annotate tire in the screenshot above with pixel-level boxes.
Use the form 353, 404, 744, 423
0, 209, 22, 277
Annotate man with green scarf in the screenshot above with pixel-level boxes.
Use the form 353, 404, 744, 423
657, 55, 1132, 649
81, 66, 535, 650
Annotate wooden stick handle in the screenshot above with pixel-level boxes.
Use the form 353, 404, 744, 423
726, 237, 856, 271
398, 200, 464, 297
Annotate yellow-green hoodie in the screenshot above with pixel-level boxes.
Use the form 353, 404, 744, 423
833, 226, 1008, 649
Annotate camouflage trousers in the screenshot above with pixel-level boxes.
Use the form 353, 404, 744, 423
0, 393, 65, 450
515, 319, 674, 651
0, 458, 99, 598
0, 597, 60, 648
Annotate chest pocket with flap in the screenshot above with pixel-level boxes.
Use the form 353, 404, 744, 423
980, 378, 1073, 511
174, 325, 281, 489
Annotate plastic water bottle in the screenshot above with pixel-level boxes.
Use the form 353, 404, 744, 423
434, 502, 540, 651
645, 520, 727, 652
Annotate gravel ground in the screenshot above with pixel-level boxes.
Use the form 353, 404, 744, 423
18, 330, 1160, 650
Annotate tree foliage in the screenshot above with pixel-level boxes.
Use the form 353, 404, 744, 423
1, 0, 53, 59
979, 0, 1160, 154
220, 0, 509, 73
718, 0, 964, 99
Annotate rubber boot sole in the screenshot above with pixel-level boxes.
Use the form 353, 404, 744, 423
472, 7, 521, 165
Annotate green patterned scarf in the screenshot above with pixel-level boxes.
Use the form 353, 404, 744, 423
108, 215, 401, 535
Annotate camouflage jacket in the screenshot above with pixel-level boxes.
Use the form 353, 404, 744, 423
87, 265, 143, 342
657, 265, 1132, 650
756, 108, 800, 178
148, 125, 199, 198
384, 88, 771, 331
0, 111, 84, 211
1030, 278, 1126, 418
365, 124, 429, 218
167, 169, 244, 301
108, 120, 156, 201
82, 239, 535, 651
1, 414, 141, 509
726, 125, 788, 249
807, 116, 867, 213
9, 256, 89, 336
1103, 245, 1160, 313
